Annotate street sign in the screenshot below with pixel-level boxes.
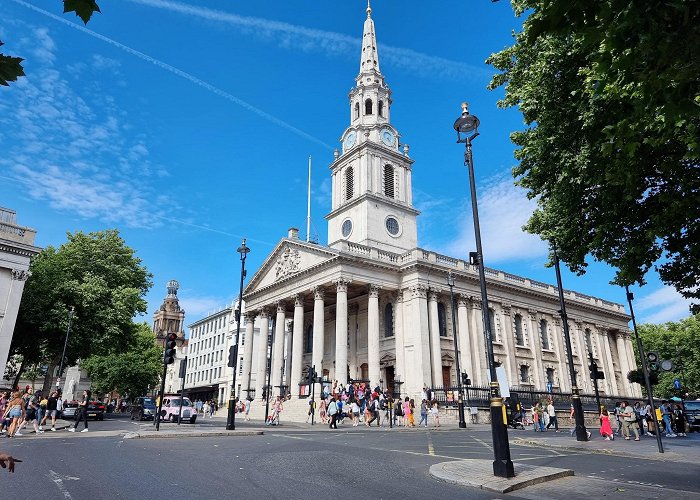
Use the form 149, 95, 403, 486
546, 382, 553, 393
674, 378, 681, 389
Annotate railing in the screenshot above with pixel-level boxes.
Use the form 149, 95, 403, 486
484, 267, 500, 277
530, 280, 549, 290
0, 222, 26, 237
435, 254, 459, 267
377, 249, 399, 263
504, 272, 526, 284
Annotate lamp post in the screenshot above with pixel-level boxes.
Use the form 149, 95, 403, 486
625, 286, 664, 453
447, 272, 467, 428
551, 242, 589, 441
226, 238, 250, 431
56, 306, 76, 389
454, 102, 514, 478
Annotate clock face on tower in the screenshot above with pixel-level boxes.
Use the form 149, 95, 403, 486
343, 130, 357, 151
381, 129, 395, 147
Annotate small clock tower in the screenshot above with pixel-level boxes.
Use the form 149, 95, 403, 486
326, 1, 419, 253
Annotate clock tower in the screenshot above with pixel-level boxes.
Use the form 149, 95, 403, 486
326, 1, 419, 253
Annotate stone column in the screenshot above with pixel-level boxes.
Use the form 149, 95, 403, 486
428, 290, 442, 387
290, 294, 305, 397
615, 331, 631, 395
0, 269, 30, 378
574, 322, 590, 393
312, 287, 325, 394
254, 309, 269, 398
599, 329, 617, 395
394, 290, 406, 387
528, 311, 545, 390
404, 285, 431, 396
456, 295, 473, 384
239, 311, 257, 398
367, 284, 381, 388
271, 301, 286, 395
499, 304, 517, 385
348, 303, 358, 379
552, 319, 571, 392
468, 297, 485, 386
334, 278, 350, 386
624, 333, 641, 397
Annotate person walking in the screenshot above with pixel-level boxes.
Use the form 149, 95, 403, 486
403, 397, 411, 428
69, 390, 91, 433
418, 399, 428, 428
545, 400, 559, 431
673, 403, 687, 437
3, 391, 25, 438
430, 401, 440, 428
328, 396, 338, 429
660, 400, 676, 437
599, 407, 614, 440
42, 391, 59, 431
621, 401, 640, 441
17, 387, 42, 436
408, 399, 416, 428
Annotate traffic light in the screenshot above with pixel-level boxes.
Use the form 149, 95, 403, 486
647, 352, 660, 372
461, 372, 471, 386
307, 368, 316, 387
164, 333, 177, 365
227, 345, 237, 368
589, 360, 598, 380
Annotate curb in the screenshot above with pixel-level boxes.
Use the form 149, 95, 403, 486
512, 437, 685, 462
122, 430, 264, 440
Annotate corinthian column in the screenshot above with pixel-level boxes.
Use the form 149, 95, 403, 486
456, 295, 473, 384
615, 331, 631, 395
334, 278, 350, 385
367, 284, 381, 388
254, 309, 269, 398
271, 301, 286, 395
240, 311, 257, 398
428, 291, 442, 387
312, 287, 325, 394
290, 294, 305, 397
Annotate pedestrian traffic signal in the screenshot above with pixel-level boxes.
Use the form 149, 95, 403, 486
227, 345, 236, 368
461, 372, 471, 386
589, 360, 598, 379
164, 333, 177, 365
647, 351, 659, 372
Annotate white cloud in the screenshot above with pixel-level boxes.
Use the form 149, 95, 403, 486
444, 176, 548, 263
125, 0, 492, 81
632, 286, 693, 324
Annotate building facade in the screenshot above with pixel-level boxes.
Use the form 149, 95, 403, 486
228, 5, 640, 415
0, 207, 41, 379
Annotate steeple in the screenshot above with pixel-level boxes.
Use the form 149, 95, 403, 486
359, 0, 381, 79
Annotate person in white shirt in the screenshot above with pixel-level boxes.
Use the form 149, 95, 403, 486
545, 400, 559, 431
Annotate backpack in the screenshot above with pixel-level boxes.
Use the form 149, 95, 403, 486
395, 403, 403, 416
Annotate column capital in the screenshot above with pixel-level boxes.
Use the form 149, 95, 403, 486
293, 293, 304, 307
243, 311, 256, 321
313, 286, 325, 301
470, 296, 482, 310
258, 306, 269, 318
456, 294, 469, 307
334, 277, 351, 293
500, 302, 512, 314
396, 288, 407, 303
275, 300, 287, 314
11, 269, 31, 281
368, 283, 381, 298
410, 284, 427, 298
428, 290, 439, 302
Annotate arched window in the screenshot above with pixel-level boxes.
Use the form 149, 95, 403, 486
304, 324, 313, 353
360, 363, 369, 380
345, 166, 354, 200
519, 365, 530, 383
438, 302, 447, 337
514, 314, 524, 346
365, 98, 373, 115
384, 303, 394, 337
354, 102, 359, 119
378, 100, 384, 117
540, 319, 550, 350
383, 164, 395, 198
546, 368, 555, 385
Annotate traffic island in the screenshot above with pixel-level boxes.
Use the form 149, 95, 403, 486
429, 459, 573, 494
123, 430, 264, 439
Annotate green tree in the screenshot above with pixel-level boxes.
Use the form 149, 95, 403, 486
81, 322, 162, 398
631, 315, 700, 399
487, 1, 700, 312
11, 229, 152, 387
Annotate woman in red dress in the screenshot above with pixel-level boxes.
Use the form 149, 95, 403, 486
600, 407, 614, 440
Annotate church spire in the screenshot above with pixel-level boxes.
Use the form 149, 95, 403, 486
359, 0, 381, 77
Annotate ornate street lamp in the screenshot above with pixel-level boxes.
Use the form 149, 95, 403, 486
454, 103, 514, 478
56, 306, 76, 389
551, 242, 589, 441
226, 238, 250, 431
447, 272, 467, 428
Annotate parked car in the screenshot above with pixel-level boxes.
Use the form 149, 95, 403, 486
160, 395, 197, 424
130, 397, 157, 421
684, 400, 700, 432
61, 401, 79, 420
85, 401, 106, 420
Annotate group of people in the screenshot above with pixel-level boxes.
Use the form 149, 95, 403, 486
193, 399, 217, 417
306, 382, 442, 430
1, 386, 93, 436
600, 400, 688, 440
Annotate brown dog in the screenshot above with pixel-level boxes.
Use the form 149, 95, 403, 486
0, 453, 22, 473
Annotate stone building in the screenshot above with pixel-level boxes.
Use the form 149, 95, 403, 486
238, 4, 641, 411
0, 207, 41, 379
152, 280, 186, 397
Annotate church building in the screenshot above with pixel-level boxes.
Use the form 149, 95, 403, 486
238, 3, 640, 409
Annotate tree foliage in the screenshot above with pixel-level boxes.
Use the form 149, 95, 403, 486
487, 0, 700, 312
81, 322, 161, 398
11, 230, 152, 374
632, 314, 700, 399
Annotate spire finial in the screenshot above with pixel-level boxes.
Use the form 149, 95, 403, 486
367, 0, 372, 18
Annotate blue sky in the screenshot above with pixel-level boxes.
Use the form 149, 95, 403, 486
0, 0, 692, 327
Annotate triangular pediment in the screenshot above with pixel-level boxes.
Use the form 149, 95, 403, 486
244, 239, 339, 295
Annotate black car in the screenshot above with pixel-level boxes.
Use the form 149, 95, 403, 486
84, 401, 106, 420
684, 400, 700, 432
130, 397, 157, 421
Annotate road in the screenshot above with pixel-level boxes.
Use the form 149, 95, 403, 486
1, 413, 698, 499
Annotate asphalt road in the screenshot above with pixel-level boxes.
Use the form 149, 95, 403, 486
1, 414, 699, 499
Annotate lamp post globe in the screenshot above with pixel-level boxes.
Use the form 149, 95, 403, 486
453, 103, 514, 478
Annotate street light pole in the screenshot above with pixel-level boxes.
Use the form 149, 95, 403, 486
626, 286, 664, 453
227, 239, 250, 431
447, 272, 467, 428
552, 242, 589, 441
454, 102, 514, 478
56, 306, 76, 389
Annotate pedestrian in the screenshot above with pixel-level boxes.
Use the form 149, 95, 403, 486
351, 399, 360, 427
244, 398, 252, 421
660, 400, 676, 437
419, 399, 428, 427
613, 402, 623, 436
3, 391, 24, 438
394, 397, 403, 426
42, 391, 59, 431
69, 390, 91, 433
431, 400, 440, 428
328, 396, 338, 429
17, 386, 42, 436
621, 400, 640, 441
319, 398, 328, 424
306, 398, 315, 423
599, 407, 614, 440
673, 403, 687, 437
408, 399, 416, 428
403, 397, 411, 428
636, 401, 647, 435
545, 400, 559, 431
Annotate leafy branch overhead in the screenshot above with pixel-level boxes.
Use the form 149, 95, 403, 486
488, 0, 700, 312
63, 0, 101, 24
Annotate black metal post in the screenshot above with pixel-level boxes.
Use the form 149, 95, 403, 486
454, 102, 514, 478
447, 272, 467, 428
588, 351, 602, 415
552, 243, 589, 441
626, 286, 664, 453
310, 364, 316, 425
177, 356, 187, 426
264, 317, 275, 422
56, 306, 75, 388
227, 239, 249, 431
155, 354, 168, 432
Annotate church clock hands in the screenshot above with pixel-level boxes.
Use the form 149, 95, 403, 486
343, 130, 357, 151
381, 129, 395, 147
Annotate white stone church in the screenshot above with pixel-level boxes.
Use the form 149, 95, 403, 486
237, 3, 641, 413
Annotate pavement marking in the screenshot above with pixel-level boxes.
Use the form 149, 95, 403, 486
512, 455, 569, 461
473, 437, 493, 450
427, 433, 436, 456
48, 470, 77, 499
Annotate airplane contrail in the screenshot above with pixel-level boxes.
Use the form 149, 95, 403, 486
9, 0, 335, 151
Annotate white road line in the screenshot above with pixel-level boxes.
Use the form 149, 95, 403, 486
473, 437, 493, 450
48, 470, 75, 499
